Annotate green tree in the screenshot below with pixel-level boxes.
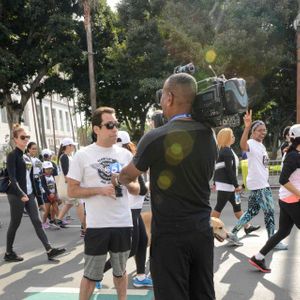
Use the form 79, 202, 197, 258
0, 0, 81, 137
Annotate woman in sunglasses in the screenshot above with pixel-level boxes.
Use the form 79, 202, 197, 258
4, 124, 66, 262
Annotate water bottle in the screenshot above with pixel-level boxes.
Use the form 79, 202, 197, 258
235, 193, 241, 205
110, 162, 123, 197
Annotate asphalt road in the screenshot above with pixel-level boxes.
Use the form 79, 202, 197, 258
0, 190, 299, 300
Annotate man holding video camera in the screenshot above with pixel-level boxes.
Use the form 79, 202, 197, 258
119, 73, 217, 300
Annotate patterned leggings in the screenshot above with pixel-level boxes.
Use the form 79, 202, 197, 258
232, 187, 275, 238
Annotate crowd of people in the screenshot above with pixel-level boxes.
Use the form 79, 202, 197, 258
1, 72, 299, 300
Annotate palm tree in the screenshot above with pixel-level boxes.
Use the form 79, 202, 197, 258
82, 0, 97, 112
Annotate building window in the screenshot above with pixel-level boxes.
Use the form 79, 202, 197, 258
65, 111, 71, 132
44, 107, 50, 130
0, 107, 8, 123
59, 110, 64, 131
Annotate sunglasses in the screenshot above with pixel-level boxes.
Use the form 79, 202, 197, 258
100, 122, 120, 130
20, 135, 30, 140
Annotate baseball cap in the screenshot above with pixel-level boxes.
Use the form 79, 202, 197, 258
41, 148, 53, 157
61, 137, 78, 147
42, 161, 53, 169
289, 124, 300, 139
117, 131, 131, 145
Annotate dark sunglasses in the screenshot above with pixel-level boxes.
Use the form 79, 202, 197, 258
100, 122, 120, 130
20, 135, 30, 140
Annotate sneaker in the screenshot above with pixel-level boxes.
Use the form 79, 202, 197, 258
4, 251, 24, 262
95, 281, 102, 289
49, 222, 60, 230
47, 248, 66, 260
244, 225, 260, 235
274, 242, 288, 250
227, 232, 243, 246
62, 219, 70, 225
55, 219, 67, 228
23, 210, 29, 217
133, 276, 153, 288
42, 222, 50, 229
249, 256, 271, 273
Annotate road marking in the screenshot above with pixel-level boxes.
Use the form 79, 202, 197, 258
24, 287, 153, 299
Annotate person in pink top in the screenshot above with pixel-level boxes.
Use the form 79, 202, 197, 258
249, 124, 300, 272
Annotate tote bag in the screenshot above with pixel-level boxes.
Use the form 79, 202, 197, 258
55, 173, 68, 201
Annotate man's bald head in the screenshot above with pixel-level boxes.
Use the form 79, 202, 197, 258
164, 73, 198, 107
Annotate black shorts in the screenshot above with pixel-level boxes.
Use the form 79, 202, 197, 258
84, 227, 132, 256
214, 190, 241, 213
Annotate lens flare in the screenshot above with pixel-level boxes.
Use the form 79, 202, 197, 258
164, 132, 194, 165
157, 170, 174, 190
205, 49, 217, 64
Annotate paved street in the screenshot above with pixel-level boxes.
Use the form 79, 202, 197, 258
0, 190, 299, 300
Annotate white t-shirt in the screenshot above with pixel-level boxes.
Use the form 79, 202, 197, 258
31, 157, 43, 176
67, 143, 133, 228
23, 154, 33, 195
246, 139, 269, 190
128, 194, 145, 209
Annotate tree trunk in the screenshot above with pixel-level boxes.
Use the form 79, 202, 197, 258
31, 94, 40, 150
67, 97, 75, 142
6, 96, 23, 149
50, 94, 57, 154
83, 0, 97, 112
33, 94, 43, 149
38, 98, 47, 149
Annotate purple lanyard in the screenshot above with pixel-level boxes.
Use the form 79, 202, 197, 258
169, 113, 192, 122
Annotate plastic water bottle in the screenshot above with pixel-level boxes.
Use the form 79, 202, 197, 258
110, 162, 123, 197
235, 193, 241, 205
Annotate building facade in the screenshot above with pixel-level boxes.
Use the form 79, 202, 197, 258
0, 94, 82, 163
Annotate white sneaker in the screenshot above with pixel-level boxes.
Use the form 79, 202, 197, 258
274, 242, 288, 250
227, 232, 243, 246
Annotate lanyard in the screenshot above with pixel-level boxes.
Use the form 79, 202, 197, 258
168, 113, 192, 122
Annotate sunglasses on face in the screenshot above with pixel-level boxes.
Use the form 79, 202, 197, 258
20, 135, 30, 140
100, 122, 120, 130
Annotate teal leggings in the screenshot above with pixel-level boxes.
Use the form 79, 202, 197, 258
232, 187, 275, 238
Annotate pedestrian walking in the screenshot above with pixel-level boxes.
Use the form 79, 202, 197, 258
249, 124, 300, 272
228, 110, 288, 250
212, 128, 260, 241
4, 124, 66, 262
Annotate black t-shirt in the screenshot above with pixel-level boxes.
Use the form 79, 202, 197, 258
133, 119, 217, 234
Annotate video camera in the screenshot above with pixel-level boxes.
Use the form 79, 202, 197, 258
156, 63, 248, 127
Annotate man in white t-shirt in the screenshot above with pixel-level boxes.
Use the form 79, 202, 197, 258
228, 110, 288, 250
67, 107, 140, 300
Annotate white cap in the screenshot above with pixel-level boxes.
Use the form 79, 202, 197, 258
117, 131, 131, 145
289, 124, 300, 139
61, 137, 78, 147
41, 148, 53, 157
42, 161, 53, 169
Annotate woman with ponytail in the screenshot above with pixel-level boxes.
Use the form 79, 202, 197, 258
4, 124, 65, 262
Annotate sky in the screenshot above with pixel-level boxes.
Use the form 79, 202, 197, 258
107, 0, 120, 10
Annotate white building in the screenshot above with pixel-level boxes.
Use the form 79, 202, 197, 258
0, 94, 83, 162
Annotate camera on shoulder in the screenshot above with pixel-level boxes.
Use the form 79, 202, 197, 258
156, 63, 248, 128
